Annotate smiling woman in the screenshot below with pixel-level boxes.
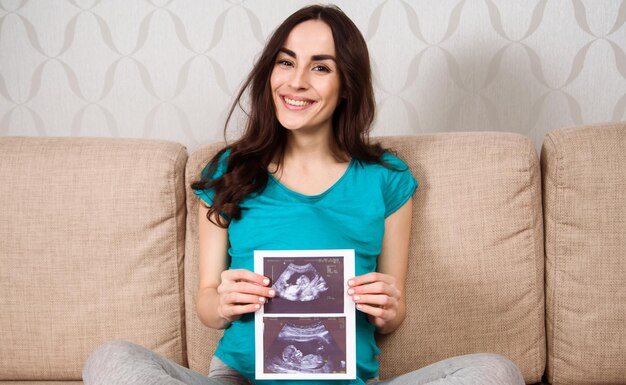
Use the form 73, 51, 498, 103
82, 4, 525, 385
188, 3, 381, 221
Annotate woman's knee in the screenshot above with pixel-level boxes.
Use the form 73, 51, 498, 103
83, 340, 152, 383
464, 353, 525, 384
85, 340, 149, 366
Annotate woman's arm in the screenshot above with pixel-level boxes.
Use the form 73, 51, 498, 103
348, 197, 412, 334
196, 204, 274, 329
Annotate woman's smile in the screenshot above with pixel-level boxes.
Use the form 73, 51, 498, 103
281, 95, 316, 109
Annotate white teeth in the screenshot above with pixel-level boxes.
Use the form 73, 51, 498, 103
284, 97, 313, 107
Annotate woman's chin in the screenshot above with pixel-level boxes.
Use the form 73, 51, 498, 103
278, 121, 330, 135
280, 123, 307, 132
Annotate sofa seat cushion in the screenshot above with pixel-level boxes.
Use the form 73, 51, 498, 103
0, 137, 188, 381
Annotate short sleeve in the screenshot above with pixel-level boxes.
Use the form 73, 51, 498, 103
192, 150, 229, 206
381, 152, 418, 218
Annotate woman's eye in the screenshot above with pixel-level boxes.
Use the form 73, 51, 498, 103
313, 65, 330, 73
277, 59, 293, 67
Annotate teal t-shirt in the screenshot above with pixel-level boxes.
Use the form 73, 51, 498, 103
194, 151, 417, 385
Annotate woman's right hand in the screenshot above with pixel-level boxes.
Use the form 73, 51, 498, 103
216, 269, 275, 323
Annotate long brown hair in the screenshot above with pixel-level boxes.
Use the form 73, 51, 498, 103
192, 4, 385, 227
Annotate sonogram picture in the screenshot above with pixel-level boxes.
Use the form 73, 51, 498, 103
254, 249, 356, 380
264, 256, 343, 314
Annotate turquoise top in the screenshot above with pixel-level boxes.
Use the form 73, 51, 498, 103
194, 150, 417, 385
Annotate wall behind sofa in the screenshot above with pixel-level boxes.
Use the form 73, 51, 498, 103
1, 0, 625, 152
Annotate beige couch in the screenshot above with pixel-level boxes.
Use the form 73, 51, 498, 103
1, 122, 624, 385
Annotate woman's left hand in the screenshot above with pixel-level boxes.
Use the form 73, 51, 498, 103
347, 272, 402, 330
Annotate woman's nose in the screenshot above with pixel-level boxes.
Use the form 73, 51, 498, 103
288, 67, 309, 89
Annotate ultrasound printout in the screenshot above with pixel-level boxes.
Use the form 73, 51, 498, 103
254, 249, 356, 380
264, 317, 346, 375
264, 257, 343, 314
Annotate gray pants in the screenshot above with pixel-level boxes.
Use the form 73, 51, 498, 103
82, 341, 525, 385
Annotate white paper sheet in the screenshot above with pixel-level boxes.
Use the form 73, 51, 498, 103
254, 249, 356, 380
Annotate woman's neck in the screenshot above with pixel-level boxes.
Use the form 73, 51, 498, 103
271, 130, 352, 196
283, 128, 346, 165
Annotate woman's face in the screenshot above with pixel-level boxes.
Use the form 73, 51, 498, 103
270, 20, 341, 135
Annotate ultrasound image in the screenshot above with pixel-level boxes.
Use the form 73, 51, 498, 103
264, 257, 344, 314
264, 318, 346, 374
273, 263, 328, 301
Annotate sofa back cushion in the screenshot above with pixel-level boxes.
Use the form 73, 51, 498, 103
184, 143, 228, 375
185, 133, 545, 383
0, 137, 188, 381
542, 123, 626, 385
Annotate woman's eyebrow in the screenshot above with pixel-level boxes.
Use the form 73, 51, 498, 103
279, 48, 336, 62
311, 54, 336, 62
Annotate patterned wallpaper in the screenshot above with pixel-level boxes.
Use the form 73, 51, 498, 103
1, 0, 625, 152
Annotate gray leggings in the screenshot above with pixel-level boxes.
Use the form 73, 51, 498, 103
82, 341, 525, 385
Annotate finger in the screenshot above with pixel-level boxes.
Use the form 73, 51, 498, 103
223, 292, 270, 306
351, 293, 397, 308
355, 303, 392, 320
221, 303, 262, 319
222, 269, 271, 286
233, 282, 276, 298
349, 281, 397, 297
348, 272, 394, 287
219, 281, 275, 298
367, 314, 386, 329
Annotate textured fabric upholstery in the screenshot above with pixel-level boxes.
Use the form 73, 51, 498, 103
184, 133, 546, 384
0, 382, 82, 385
7, 126, 624, 384
184, 142, 226, 375
542, 123, 626, 385
375, 134, 545, 384
0, 137, 188, 381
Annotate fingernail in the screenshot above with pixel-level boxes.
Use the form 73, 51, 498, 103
356, 304, 363, 310
259, 297, 265, 303
254, 304, 260, 310
347, 289, 354, 295
263, 278, 270, 285
268, 289, 275, 297
348, 280, 354, 286
353, 295, 360, 301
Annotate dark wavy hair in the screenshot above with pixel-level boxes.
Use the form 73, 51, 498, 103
191, 4, 386, 227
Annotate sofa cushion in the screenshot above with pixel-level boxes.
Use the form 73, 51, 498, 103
542, 122, 626, 385
185, 133, 545, 384
184, 143, 227, 375
375, 134, 545, 384
0, 137, 188, 381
